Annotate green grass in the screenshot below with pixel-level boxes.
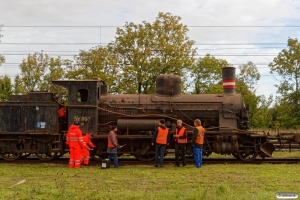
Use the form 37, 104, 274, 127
0, 162, 299, 200
206, 151, 300, 159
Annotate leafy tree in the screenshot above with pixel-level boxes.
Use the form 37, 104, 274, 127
65, 46, 119, 92
0, 25, 4, 66
269, 98, 299, 129
235, 77, 260, 127
236, 62, 265, 128
109, 12, 196, 94
0, 26, 9, 101
0, 75, 12, 101
14, 51, 65, 95
253, 95, 273, 128
269, 38, 300, 104
269, 38, 300, 127
0, 55, 4, 66
190, 54, 230, 94
238, 61, 260, 93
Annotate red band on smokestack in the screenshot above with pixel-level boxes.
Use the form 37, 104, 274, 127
223, 79, 235, 88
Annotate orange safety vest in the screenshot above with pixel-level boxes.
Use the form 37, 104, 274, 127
58, 107, 65, 118
156, 127, 168, 145
175, 127, 187, 144
195, 126, 205, 145
108, 131, 118, 147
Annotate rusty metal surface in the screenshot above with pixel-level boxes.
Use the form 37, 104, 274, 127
1, 67, 300, 163
0, 91, 64, 157
53, 80, 102, 134
117, 119, 159, 132
155, 74, 181, 96
0, 93, 58, 134
98, 93, 246, 132
94, 135, 153, 139
294, 135, 300, 143
279, 134, 295, 140
260, 143, 275, 157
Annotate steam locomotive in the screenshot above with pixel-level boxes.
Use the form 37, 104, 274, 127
0, 67, 299, 161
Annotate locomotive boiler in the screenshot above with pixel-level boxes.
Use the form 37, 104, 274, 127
1, 67, 299, 162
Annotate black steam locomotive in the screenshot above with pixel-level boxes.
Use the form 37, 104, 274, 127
0, 67, 299, 161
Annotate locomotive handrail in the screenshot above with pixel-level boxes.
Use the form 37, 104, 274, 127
102, 102, 144, 110
151, 94, 224, 103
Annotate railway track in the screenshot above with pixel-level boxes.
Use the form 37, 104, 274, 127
1, 157, 299, 166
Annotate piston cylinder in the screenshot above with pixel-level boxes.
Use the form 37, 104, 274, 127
117, 119, 160, 131
214, 141, 235, 154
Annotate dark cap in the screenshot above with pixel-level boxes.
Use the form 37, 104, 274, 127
111, 125, 117, 130
89, 133, 95, 138
74, 121, 79, 126
159, 119, 165, 124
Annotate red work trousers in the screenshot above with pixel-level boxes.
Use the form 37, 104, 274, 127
69, 146, 81, 168
81, 148, 90, 165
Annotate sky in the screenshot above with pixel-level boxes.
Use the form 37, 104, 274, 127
1, 0, 300, 98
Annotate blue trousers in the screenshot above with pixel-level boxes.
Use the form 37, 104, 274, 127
155, 144, 166, 166
193, 145, 202, 168
108, 153, 119, 168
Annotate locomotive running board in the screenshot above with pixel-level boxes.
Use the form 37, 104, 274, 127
260, 142, 275, 157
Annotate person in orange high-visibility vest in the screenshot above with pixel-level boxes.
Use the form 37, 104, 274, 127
81, 133, 96, 166
151, 119, 169, 167
174, 119, 187, 167
191, 119, 205, 168
107, 125, 121, 168
66, 121, 89, 168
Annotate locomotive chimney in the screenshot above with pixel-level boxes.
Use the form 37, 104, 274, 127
222, 67, 236, 95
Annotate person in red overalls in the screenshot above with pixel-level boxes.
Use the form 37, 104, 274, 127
66, 122, 89, 168
81, 133, 96, 166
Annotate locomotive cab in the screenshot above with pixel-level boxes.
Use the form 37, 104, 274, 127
52, 79, 108, 135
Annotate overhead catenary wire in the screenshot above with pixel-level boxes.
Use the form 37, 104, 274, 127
3, 25, 300, 27
0, 42, 290, 45
0, 63, 274, 66
0, 47, 289, 52
0, 53, 282, 57
0, 25, 294, 82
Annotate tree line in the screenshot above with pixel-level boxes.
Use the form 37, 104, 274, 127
0, 13, 300, 129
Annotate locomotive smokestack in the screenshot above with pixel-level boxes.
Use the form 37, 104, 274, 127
222, 67, 236, 95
